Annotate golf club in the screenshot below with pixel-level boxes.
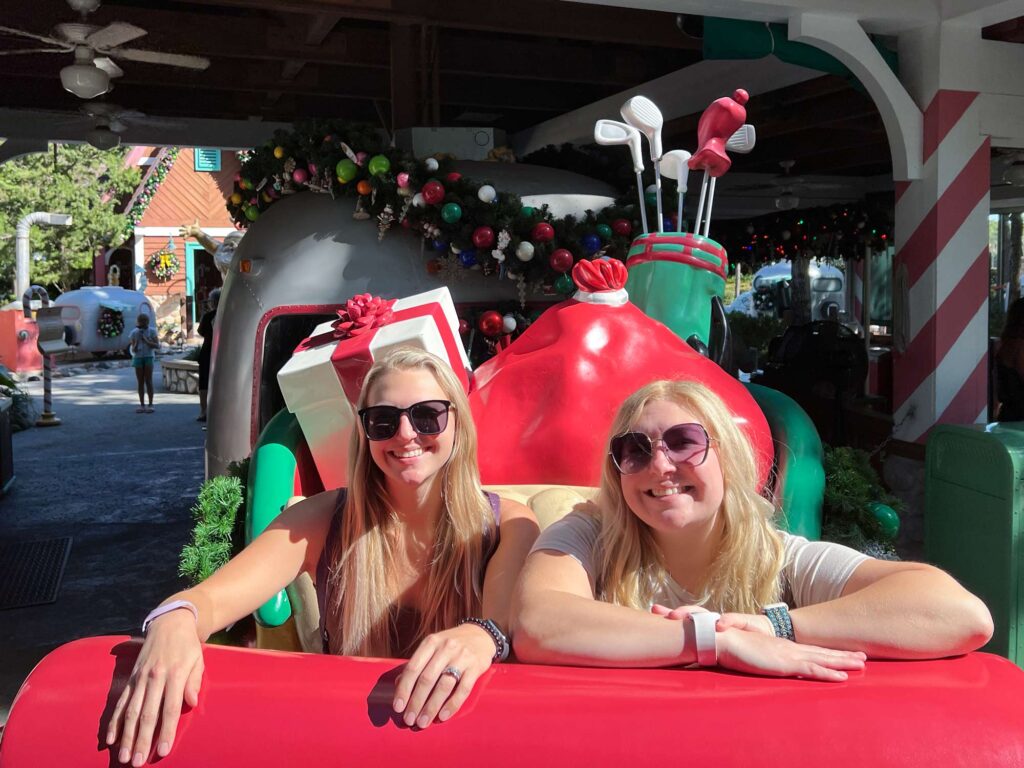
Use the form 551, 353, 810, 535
659, 149, 691, 232
594, 118, 649, 234
621, 96, 665, 233
694, 123, 757, 236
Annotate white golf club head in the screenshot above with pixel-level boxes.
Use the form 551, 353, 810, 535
726, 124, 756, 154
659, 149, 692, 181
620, 95, 664, 160
594, 119, 644, 173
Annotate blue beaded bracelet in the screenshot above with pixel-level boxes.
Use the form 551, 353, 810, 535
763, 602, 795, 641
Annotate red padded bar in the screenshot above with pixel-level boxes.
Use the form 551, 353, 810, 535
3, 636, 1024, 767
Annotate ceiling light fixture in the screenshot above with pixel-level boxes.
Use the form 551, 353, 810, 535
60, 47, 110, 99
1004, 162, 1024, 187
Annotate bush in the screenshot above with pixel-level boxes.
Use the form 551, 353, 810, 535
0, 369, 37, 432
179, 475, 245, 585
822, 446, 901, 559
726, 311, 787, 358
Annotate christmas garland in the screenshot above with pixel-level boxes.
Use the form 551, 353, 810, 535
149, 248, 180, 281
227, 121, 643, 290
97, 306, 125, 338
123, 148, 180, 235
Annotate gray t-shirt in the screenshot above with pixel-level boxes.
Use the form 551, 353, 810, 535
129, 327, 158, 359
532, 509, 869, 609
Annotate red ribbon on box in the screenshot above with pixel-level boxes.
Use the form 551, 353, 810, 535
296, 301, 469, 403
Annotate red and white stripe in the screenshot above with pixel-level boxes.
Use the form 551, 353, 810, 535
848, 259, 864, 322
892, 90, 991, 442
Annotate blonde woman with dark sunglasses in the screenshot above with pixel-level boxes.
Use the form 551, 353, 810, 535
107, 348, 538, 766
512, 379, 992, 678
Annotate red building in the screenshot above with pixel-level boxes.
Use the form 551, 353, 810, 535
102, 146, 240, 337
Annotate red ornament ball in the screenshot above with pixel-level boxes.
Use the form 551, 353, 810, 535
531, 222, 555, 242
458, 318, 470, 335
549, 248, 574, 273
426, 258, 442, 275
446, 172, 462, 183
478, 310, 504, 337
611, 218, 632, 236
472, 226, 496, 249
356, 180, 372, 196
421, 180, 445, 205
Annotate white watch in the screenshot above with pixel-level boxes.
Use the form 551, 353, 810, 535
142, 600, 198, 634
689, 611, 721, 666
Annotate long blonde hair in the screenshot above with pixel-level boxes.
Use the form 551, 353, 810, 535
325, 347, 492, 656
595, 380, 784, 614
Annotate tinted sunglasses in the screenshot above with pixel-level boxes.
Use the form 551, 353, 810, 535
609, 423, 711, 475
358, 400, 452, 441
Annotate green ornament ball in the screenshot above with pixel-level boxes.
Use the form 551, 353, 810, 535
244, 205, 260, 222
335, 159, 359, 183
441, 202, 463, 224
596, 223, 613, 240
521, 206, 535, 218
367, 154, 391, 176
554, 273, 575, 295
867, 502, 900, 541
644, 189, 658, 206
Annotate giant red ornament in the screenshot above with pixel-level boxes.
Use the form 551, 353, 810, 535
472, 226, 496, 249
549, 248, 574, 273
531, 222, 555, 242
421, 181, 445, 205
446, 172, 462, 183
478, 310, 504, 337
611, 219, 632, 237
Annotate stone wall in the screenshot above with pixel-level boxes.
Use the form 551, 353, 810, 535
161, 359, 198, 394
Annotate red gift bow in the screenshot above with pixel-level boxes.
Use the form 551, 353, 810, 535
332, 294, 396, 339
572, 258, 628, 292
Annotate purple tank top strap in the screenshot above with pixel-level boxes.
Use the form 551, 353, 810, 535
316, 489, 347, 652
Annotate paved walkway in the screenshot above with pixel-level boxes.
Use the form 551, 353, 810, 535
0, 361, 207, 723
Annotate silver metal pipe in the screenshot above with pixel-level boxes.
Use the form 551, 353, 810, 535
15, 212, 72, 299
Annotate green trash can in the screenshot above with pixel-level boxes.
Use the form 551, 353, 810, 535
925, 423, 1024, 665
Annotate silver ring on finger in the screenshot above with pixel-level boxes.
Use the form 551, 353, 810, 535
441, 665, 462, 683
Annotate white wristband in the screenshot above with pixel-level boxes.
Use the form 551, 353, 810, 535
142, 600, 198, 634
690, 611, 721, 666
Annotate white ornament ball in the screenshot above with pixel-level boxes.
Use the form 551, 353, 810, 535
515, 241, 535, 262
645, 184, 658, 195
424, 158, 439, 172
412, 193, 425, 208
478, 184, 497, 203
502, 314, 517, 333
782, 229, 791, 241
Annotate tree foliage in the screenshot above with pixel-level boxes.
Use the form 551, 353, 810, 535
0, 143, 141, 298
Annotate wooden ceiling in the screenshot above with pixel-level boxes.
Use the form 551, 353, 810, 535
1, 0, 1022, 181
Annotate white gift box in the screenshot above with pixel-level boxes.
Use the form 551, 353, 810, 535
277, 288, 471, 491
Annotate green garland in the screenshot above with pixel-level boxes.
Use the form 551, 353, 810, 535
123, 148, 180, 236
97, 306, 124, 338
228, 121, 644, 288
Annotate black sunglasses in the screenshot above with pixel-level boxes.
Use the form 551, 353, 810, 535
358, 400, 453, 441
609, 423, 711, 475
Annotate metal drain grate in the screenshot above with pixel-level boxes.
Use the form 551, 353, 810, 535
0, 537, 73, 610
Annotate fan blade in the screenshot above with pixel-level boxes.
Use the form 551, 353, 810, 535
0, 47, 69, 55
94, 57, 124, 78
0, 24, 70, 48
111, 47, 210, 70
86, 22, 147, 50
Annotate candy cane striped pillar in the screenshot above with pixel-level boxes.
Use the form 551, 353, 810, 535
892, 90, 991, 442
849, 259, 865, 324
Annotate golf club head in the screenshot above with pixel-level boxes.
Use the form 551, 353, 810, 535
594, 119, 644, 173
620, 95, 663, 160
659, 149, 692, 181
725, 124, 756, 154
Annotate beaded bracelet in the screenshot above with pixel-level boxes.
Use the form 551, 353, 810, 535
763, 602, 795, 641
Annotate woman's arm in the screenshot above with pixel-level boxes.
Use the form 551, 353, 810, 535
392, 497, 539, 729
788, 560, 993, 659
106, 491, 337, 765
512, 549, 864, 679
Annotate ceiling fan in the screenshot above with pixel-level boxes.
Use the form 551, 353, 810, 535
993, 151, 1024, 187
0, 0, 209, 100
44, 100, 184, 149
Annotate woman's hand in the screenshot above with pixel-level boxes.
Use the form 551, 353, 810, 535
392, 623, 497, 729
105, 610, 205, 766
716, 628, 866, 682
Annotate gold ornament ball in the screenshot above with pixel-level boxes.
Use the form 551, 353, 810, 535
273, 146, 285, 159
230, 192, 243, 205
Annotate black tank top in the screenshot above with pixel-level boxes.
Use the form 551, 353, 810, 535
314, 490, 502, 654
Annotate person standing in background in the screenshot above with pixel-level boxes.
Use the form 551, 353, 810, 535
129, 314, 159, 414
196, 288, 220, 423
